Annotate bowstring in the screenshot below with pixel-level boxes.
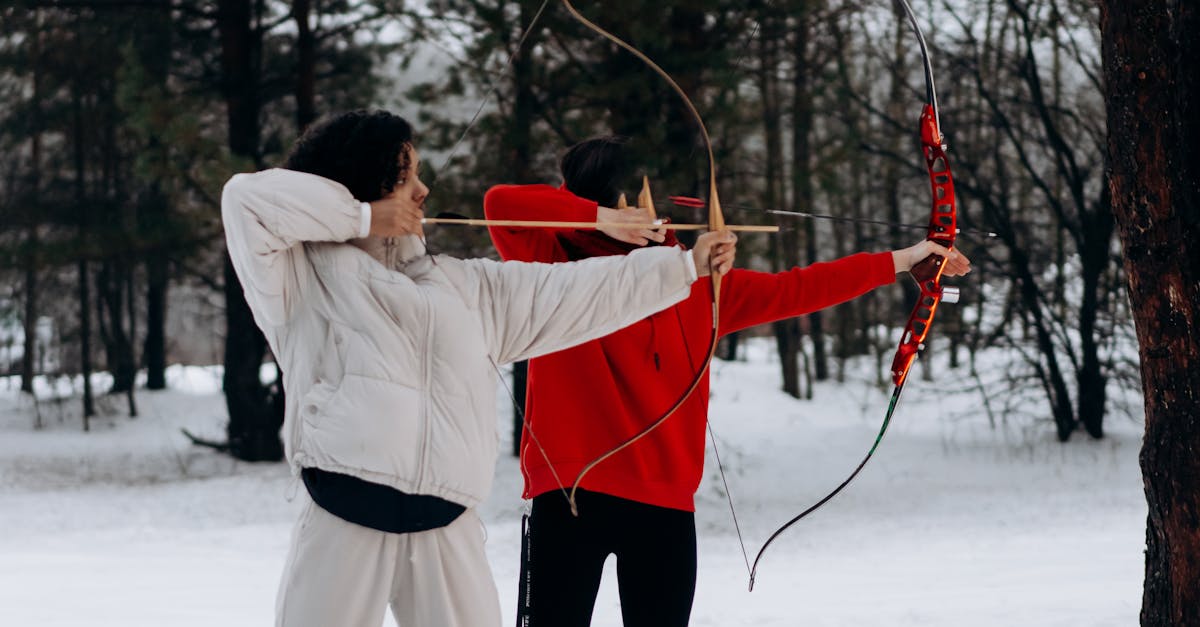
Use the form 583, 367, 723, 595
490, 356, 573, 505
708, 419, 752, 577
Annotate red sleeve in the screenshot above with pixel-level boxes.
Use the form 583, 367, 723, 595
717, 251, 897, 335
483, 184, 598, 262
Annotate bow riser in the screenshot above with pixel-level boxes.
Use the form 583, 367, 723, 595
920, 105, 957, 248
891, 105, 958, 387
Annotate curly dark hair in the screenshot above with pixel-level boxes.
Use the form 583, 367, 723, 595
283, 110, 413, 202
560, 135, 631, 208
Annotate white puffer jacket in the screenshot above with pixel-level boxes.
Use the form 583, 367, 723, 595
221, 169, 698, 509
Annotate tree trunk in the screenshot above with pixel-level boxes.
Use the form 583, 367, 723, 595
78, 258, 95, 425
1099, 3, 1200, 625
792, 0, 827, 383
509, 0, 537, 186
718, 331, 739, 362
22, 19, 41, 396
664, 4, 708, 209
138, 0, 172, 391
21, 248, 37, 395
96, 261, 137, 395
222, 254, 283, 461
1011, 245, 1076, 440
73, 86, 95, 423
505, 0, 542, 455
143, 249, 167, 390
293, 0, 316, 131
758, 5, 802, 399
124, 264, 138, 416
883, 4, 920, 375
218, 0, 282, 460
511, 360, 527, 458
1075, 210, 1111, 439
827, 8, 867, 382
219, 0, 262, 162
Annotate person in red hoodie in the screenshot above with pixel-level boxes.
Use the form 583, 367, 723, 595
484, 136, 971, 627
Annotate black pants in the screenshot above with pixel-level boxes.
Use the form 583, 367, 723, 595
518, 489, 697, 627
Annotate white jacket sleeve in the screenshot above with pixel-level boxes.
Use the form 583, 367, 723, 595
221, 169, 366, 327
456, 247, 699, 365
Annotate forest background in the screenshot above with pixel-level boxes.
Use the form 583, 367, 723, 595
0, 0, 1130, 448
1, 1, 1196, 623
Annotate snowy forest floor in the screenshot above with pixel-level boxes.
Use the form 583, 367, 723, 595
0, 341, 1146, 626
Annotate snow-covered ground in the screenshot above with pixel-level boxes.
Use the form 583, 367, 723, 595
0, 342, 1146, 626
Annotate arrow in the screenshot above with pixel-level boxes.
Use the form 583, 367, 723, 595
422, 216, 778, 233
668, 196, 995, 238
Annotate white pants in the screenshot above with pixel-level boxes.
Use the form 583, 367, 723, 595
275, 496, 501, 627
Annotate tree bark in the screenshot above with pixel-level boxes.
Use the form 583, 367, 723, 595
96, 261, 137, 395
509, 0, 537, 186
218, 0, 282, 460
1076, 202, 1111, 438
506, 0, 542, 455
792, 0, 827, 384
883, 4, 920, 379
22, 15, 42, 396
72, 86, 95, 423
222, 254, 283, 461
124, 263, 138, 417
758, 5, 802, 399
21, 245, 37, 395
293, 0, 316, 132
138, 0, 172, 391
1100, 3, 1200, 625
78, 258, 95, 423
512, 360, 527, 458
143, 247, 167, 390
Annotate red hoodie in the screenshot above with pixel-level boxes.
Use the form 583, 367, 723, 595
484, 184, 897, 511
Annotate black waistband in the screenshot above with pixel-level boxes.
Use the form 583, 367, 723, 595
301, 467, 465, 533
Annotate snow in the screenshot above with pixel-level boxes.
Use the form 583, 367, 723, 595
0, 342, 1146, 626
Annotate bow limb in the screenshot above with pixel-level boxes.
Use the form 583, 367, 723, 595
559, 1, 728, 244
558, 1, 726, 517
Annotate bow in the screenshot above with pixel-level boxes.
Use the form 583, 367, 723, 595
430, 0, 751, 520
746, 0, 960, 590
556, 0, 728, 517
422, 216, 774, 233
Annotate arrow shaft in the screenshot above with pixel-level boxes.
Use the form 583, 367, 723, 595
422, 217, 778, 233
765, 209, 994, 238
767, 209, 928, 231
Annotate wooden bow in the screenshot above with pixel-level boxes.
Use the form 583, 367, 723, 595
558, 0, 730, 517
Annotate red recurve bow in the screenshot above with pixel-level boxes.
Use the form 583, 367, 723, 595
747, 0, 960, 590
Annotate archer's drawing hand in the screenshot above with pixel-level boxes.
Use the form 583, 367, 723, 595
596, 205, 667, 246
892, 240, 972, 276
693, 230, 737, 278
369, 192, 425, 238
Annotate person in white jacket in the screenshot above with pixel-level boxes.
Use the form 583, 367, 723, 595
220, 109, 736, 627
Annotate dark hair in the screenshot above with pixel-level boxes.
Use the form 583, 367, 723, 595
560, 136, 631, 207
283, 110, 413, 202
